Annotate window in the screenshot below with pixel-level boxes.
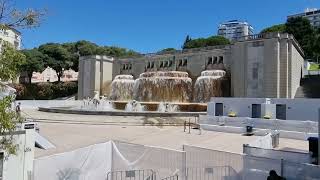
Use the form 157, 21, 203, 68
178, 59, 182, 66
159, 61, 163, 68
168, 60, 173, 67
207, 57, 213, 65
218, 56, 224, 64
122, 64, 125, 70
213, 57, 218, 64
252, 67, 258, 79
151, 62, 154, 68
183, 58, 187, 66
147, 62, 150, 69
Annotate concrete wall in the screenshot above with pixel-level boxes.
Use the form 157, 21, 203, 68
2, 123, 35, 180
113, 47, 231, 81
271, 98, 320, 122
208, 97, 268, 117
84, 33, 304, 100
78, 55, 114, 99
208, 97, 320, 122
289, 39, 304, 98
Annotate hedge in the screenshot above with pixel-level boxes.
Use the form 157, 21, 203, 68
13, 81, 78, 100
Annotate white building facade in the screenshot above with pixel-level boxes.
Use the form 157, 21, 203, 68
288, 8, 320, 27
218, 20, 254, 41
0, 28, 21, 50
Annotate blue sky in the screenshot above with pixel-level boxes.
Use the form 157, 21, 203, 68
18, 0, 320, 53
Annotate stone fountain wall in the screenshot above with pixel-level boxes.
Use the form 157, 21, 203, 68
109, 75, 135, 101
133, 71, 193, 103
109, 70, 230, 103
193, 70, 230, 103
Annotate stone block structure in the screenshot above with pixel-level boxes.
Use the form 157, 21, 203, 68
78, 33, 304, 100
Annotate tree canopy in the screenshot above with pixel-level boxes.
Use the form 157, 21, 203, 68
260, 24, 286, 34
0, 0, 45, 156
182, 35, 230, 49
20, 49, 47, 84
38, 43, 73, 82
261, 17, 320, 60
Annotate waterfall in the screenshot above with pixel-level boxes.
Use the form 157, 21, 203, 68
194, 70, 227, 103
133, 71, 192, 103
110, 75, 135, 101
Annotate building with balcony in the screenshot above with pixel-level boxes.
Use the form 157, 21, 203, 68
218, 20, 254, 41
288, 8, 320, 27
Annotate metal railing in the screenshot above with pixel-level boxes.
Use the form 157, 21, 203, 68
186, 166, 239, 180
160, 175, 178, 180
106, 169, 156, 180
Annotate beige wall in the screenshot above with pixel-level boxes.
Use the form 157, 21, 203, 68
78, 55, 114, 99
289, 41, 304, 98
230, 33, 304, 98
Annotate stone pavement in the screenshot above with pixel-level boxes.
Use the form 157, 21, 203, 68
23, 109, 308, 158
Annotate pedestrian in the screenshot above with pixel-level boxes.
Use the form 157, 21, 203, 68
16, 102, 21, 116
267, 170, 286, 180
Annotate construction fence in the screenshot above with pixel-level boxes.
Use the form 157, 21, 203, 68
33, 141, 320, 180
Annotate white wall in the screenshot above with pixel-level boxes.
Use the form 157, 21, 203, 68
208, 98, 267, 117
272, 98, 320, 121
2, 123, 35, 180
0, 28, 21, 50
209, 97, 320, 122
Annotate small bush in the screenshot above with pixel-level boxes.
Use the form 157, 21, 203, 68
12, 81, 78, 100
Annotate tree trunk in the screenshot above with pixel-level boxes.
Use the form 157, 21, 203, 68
28, 73, 32, 84
57, 72, 62, 82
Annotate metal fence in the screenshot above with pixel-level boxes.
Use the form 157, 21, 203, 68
106, 170, 156, 180
186, 166, 239, 180
161, 175, 179, 180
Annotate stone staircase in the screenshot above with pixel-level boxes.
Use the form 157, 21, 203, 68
295, 76, 320, 98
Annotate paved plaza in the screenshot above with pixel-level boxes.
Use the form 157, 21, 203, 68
23, 109, 309, 158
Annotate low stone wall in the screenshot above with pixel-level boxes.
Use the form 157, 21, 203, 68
200, 115, 318, 140
38, 107, 206, 117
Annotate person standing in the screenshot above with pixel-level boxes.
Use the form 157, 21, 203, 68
15, 102, 21, 117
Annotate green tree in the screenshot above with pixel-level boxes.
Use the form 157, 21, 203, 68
183, 36, 230, 49
285, 17, 316, 59
75, 40, 98, 56
39, 43, 73, 82
260, 24, 286, 34
158, 48, 176, 53
0, 0, 45, 156
0, 42, 26, 155
20, 49, 46, 84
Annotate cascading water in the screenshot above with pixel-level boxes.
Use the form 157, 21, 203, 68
194, 70, 227, 103
125, 100, 145, 112
80, 97, 114, 111
110, 75, 135, 101
157, 102, 179, 112
133, 71, 192, 103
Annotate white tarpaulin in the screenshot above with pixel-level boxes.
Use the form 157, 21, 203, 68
34, 141, 112, 180
111, 141, 186, 179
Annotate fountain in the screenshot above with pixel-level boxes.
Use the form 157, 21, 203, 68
125, 100, 145, 112
80, 96, 114, 111
133, 71, 192, 103
157, 102, 179, 112
110, 75, 135, 101
194, 70, 227, 103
